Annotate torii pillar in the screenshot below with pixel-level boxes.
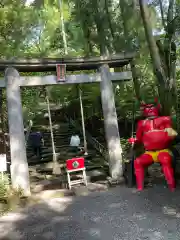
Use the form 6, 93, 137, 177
5, 68, 30, 196
99, 64, 123, 181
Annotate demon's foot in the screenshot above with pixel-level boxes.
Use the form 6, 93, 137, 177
169, 184, 176, 192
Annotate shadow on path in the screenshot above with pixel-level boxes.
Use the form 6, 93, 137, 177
1, 185, 180, 239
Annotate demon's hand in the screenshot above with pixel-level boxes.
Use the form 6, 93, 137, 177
164, 128, 178, 137
128, 138, 137, 144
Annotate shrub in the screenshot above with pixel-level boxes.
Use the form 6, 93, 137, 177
0, 174, 10, 200
121, 138, 131, 162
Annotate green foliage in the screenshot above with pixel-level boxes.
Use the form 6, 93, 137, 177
0, 174, 10, 199
0, 0, 38, 57
21, 87, 42, 121
120, 138, 130, 160
0, 0, 178, 129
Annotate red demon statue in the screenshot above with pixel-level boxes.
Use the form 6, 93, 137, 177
129, 98, 177, 191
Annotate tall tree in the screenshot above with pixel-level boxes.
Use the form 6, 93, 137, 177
58, 0, 68, 55
119, 0, 141, 101
138, 0, 175, 115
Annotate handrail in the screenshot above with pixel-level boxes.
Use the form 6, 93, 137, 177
65, 115, 108, 163
25, 119, 33, 147
91, 136, 107, 155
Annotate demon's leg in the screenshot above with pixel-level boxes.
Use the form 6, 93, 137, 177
134, 154, 153, 191
158, 152, 175, 191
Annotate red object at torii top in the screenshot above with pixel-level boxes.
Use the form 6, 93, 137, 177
56, 64, 66, 82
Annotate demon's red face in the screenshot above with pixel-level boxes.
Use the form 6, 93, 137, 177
141, 99, 161, 117
142, 104, 159, 117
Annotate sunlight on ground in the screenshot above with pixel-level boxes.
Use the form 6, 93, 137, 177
1, 187, 180, 239
132, 213, 147, 220
89, 228, 101, 238
149, 231, 164, 240
109, 202, 123, 208
162, 206, 180, 218
0, 197, 74, 239
0, 213, 27, 239
43, 197, 74, 212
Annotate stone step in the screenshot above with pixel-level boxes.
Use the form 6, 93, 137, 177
32, 128, 65, 133
29, 132, 73, 138
26, 145, 69, 152
27, 159, 107, 171
32, 122, 69, 128
41, 139, 71, 145
27, 141, 69, 146
45, 136, 71, 140
26, 116, 105, 171
27, 152, 104, 164
27, 141, 71, 147
27, 150, 103, 160
27, 147, 95, 155
27, 148, 101, 159
42, 138, 77, 144
27, 145, 98, 153
31, 124, 72, 129
27, 144, 84, 151
27, 158, 103, 166
31, 125, 64, 131
32, 162, 106, 174
33, 122, 69, 126
27, 148, 104, 165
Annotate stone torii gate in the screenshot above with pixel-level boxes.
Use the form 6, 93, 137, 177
0, 53, 135, 195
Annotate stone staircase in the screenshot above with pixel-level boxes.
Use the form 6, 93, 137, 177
26, 109, 108, 180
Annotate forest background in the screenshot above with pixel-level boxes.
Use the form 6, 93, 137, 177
0, 0, 180, 150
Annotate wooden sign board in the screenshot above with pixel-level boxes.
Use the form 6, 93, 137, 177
0, 154, 7, 172
66, 157, 85, 171
56, 64, 66, 82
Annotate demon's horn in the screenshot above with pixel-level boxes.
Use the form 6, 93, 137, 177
154, 97, 159, 103
140, 100, 146, 106
154, 97, 161, 110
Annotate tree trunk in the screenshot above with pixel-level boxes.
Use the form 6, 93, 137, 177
119, 0, 141, 101
0, 89, 6, 154
93, 0, 110, 55
158, 0, 166, 28
82, 26, 93, 56
119, 0, 129, 42
105, 0, 115, 40
138, 0, 171, 115
58, 0, 68, 55
74, 0, 93, 56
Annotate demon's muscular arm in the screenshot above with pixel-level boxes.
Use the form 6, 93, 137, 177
129, 120, 144, 144
162, 116, 177, 138
162, 116, 172, 128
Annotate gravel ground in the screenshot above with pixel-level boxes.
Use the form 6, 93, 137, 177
1, 185, 180, 240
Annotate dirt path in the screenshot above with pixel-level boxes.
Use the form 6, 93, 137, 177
0, 185, 180, 239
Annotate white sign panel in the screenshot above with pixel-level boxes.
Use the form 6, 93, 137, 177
0, 154, 7, 172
